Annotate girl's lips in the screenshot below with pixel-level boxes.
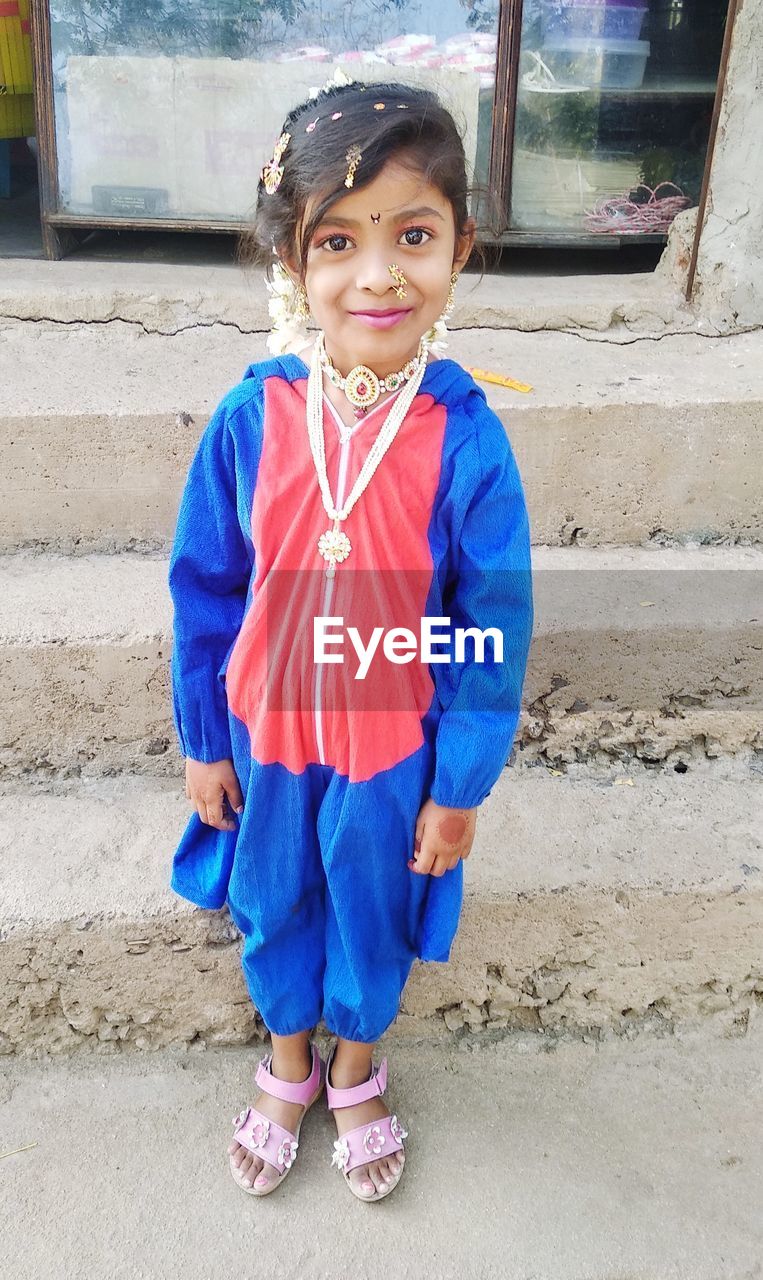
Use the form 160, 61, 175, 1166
349, 308, 413, 330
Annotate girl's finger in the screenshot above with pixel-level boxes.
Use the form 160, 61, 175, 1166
408, 840, 434, 875
225, 778, 245, 816
204, 795, 235, 830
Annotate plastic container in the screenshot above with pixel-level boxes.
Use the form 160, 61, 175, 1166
542, 36, 651, 88
542, 2, 647, 41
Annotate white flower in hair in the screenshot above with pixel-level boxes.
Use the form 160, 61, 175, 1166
265, 260, 311, 356
308, 65, 353, 99
424, 317, 449, 357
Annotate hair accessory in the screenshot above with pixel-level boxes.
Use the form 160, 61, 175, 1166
305, 117, 319, 133
344, 144, 362, 189
388, 264, 408, 300
332, 111, 343, 120
261, 132, 290, 195
373, 102, 386, 111
308, 66, 352, 100
265, 259, 311, 356
371, 212, 381, 224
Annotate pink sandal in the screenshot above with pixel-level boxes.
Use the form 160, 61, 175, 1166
326, 1045, 409, 1202
230, 1042, 325, 1196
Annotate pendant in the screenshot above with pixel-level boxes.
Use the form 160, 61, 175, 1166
318, 519, 352, 577
344, 365, 380, 410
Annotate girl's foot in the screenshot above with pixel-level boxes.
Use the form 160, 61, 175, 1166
328, 1055, 406, 1198
228, 1043, 314, 1192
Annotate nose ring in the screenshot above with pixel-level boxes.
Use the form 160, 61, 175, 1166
388, 264, 407, 299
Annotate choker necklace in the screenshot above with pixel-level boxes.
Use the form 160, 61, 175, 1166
319, 339, 426, 417
308, 331, 430, 577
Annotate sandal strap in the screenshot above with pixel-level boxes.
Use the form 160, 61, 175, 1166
255, 1042, 322, 1105
232, 1106, 300, 1175
325, 1051, 389, 1109
330, 1113, 408, 1176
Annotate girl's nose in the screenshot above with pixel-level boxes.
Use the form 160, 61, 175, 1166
354, 253, 398, 296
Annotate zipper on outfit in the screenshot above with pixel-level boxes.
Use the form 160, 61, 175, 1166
312, 390, 404, 766
314, 407, 353, 766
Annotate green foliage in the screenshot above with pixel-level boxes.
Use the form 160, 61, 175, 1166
638, 146, 704, 205
52, 0, 305, 58
516, 88, 599, 156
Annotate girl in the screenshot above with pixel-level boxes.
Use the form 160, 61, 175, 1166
168, 78, 533, 1203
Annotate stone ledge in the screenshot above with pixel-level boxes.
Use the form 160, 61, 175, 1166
0, 258, 685, 334
1, 546, 760, 777
2, 323, 762, 550
2, 769, 761, 1054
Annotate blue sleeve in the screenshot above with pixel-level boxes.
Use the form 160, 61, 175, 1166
429, 403, 533, 809
168, 393, 254, 763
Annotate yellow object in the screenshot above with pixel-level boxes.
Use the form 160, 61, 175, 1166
466, 367, 533, 394
0, 0, 34, 140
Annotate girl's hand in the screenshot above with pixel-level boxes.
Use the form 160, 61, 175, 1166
409, 797, 477, 877
185, 757, 244, 832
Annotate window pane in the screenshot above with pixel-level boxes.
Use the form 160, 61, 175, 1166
49, 0, 500, 221
509, 0, 728, 237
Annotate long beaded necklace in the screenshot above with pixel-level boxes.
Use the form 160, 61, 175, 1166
307, 331, 430, 578
320, 336, 426, 417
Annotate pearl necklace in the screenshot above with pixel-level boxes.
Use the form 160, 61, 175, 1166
319, 335, 426, 415
307, 331, 430, 577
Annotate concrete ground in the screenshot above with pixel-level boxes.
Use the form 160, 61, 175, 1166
2, 1027, 761, 1280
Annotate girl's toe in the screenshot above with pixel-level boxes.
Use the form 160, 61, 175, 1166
350, 1166, 376, 1196
369, 1161, 387, 1194
242, 1154, 264, 1188
254, 1158, 280, 1190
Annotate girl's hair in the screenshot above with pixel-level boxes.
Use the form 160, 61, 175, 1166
236, 80, 475, 279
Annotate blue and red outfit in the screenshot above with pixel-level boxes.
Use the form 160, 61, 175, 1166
168, 353, 533, 1043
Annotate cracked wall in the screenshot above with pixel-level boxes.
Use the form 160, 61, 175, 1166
660, 0, 763, 330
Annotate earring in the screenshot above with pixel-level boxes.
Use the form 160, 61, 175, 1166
294, 284, 310, 321
444, 271, 458, 316
266, 260, 311, 355
422, 271, 459, 357
388, 263, 408, 300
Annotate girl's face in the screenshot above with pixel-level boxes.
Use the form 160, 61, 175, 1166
295, 157, 475, 377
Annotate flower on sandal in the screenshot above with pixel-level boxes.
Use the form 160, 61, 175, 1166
362, 1125, 386, 1157
277, 1138, 298, 1169
331, 1137, 350, 1171
232, 1107, 249, 1128
390, 1115, 408, 1143
250, 1118, 270, 1148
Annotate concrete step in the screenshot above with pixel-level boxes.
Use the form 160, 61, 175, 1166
2, 768, 761, 1056
2, 1030, 762, 1280
1, 320, 761, 551
1, 546, 760, 779
0, 255, 686, 333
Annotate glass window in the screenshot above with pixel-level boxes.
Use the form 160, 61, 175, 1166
510, 0, 728, 236
48, 0, 500, 222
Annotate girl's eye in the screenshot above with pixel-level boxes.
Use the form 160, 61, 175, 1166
323, 234, 351, 252
399, 227, 431, 247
